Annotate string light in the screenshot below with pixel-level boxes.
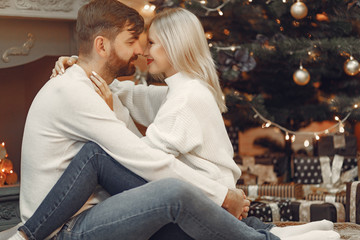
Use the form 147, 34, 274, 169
304, 139, 310, 147
246, 100, 357, 142
196, 0, 230, 16
285, 132, 290, 140
217, 8, 224, 16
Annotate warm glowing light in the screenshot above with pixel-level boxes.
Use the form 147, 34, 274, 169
304, 140, 310, 147
143, 4, 150, 10
285, 133, 290, 141
282, 0, 287, 2
218, 9, 223, 16
208, 43, 213, 47
10, 170, 13, 174
1, 142, 4, 147
200, 0, 206, 4
1, 169, 4, 173
325, 129, 329, 134
334, 116, 340, 121
231, 46, 236, 51
150, 5, 156, 11
291, 135, 296, 143
315, 134, 320, 140
354, 104, 358, 109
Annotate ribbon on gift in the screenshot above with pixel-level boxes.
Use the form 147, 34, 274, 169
350, 181, 358, 223
299, 200, 345, 222
269, 202, 280, 222
319, 155, 344, 186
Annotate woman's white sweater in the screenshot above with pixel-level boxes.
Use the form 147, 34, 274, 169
109, 72, 241, 189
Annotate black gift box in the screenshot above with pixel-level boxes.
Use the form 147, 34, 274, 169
293, 156, 358, 184
248, 199, 344, 222
315, 135, 357, 157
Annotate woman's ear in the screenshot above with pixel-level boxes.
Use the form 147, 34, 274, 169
93, 36, 110, 58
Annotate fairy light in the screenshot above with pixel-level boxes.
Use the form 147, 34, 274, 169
217, 8, 224, 16
1, 142, 4, 147
354, 104, 359, 109
304, 140, 310, 147
231, 46, 236, 51
143, 4, 150, 10
314, 134, 320, 140
285, 132, 290, 141
208, 43, 213, 47
200, 0, 207, 4
150, 5, 156, 11
245, 99, 356, 141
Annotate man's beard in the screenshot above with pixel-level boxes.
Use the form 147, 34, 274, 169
105, 46, 137, 79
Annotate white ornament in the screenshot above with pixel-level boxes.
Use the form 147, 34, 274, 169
290, 1, 308, 20
293, 66, 310, 85
344, 57, 360, 76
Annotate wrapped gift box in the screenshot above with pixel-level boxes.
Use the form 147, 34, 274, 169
293, 155, 358, 184
248, 199, 345, 223
315, 135, 357, 157
305, 194, 346, 205
346, 181, 360, 224
236, 155, 286, 184
238, 183, 303, 199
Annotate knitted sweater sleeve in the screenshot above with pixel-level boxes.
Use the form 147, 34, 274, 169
109, 80, 168, 127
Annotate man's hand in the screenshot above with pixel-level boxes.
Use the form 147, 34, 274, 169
221, 188, 250, 220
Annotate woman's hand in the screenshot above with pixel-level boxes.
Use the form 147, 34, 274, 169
90, 71, 114, 111
50, 56, 78, 78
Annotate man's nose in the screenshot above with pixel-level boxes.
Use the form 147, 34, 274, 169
134, 40, 144, 56
143, 44, 149, 57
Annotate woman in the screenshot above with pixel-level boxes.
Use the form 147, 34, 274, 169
12, 8, 339, 240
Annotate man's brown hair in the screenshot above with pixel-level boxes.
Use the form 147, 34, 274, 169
76, 0, 144, 56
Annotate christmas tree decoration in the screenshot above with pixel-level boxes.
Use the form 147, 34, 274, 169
293, 64, 310, 86
0, 172, 5, 186
343, 56, 360, 76
5, 170, 18, 185
290, 1, 308, 20
0, 158, 13, 174
0, 142, 6, 159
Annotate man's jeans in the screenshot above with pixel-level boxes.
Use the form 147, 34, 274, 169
19, 142, 280, 240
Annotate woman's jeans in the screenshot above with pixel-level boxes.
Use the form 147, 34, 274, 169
19, 142, 280, 240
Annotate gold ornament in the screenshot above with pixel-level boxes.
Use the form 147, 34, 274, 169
290, 1, 308, 20
344, 57, 360, 76
293, 66, 310, 85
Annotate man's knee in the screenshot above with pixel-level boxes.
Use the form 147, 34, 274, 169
81, 142, 106, 155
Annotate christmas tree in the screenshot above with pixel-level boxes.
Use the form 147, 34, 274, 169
150, 0, 360, 180
151, 1, 360, 139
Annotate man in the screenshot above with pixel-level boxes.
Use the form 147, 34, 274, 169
11, 0, 249, 239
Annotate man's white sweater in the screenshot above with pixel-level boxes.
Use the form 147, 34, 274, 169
20, 65, 228, 224
110, 72, 241, 189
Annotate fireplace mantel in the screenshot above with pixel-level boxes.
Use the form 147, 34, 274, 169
0, 0, 89, 69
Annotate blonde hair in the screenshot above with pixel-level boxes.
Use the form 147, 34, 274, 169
150, 8, 227, 112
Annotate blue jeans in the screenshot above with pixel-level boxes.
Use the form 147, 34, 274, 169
19, 142, 280, 240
